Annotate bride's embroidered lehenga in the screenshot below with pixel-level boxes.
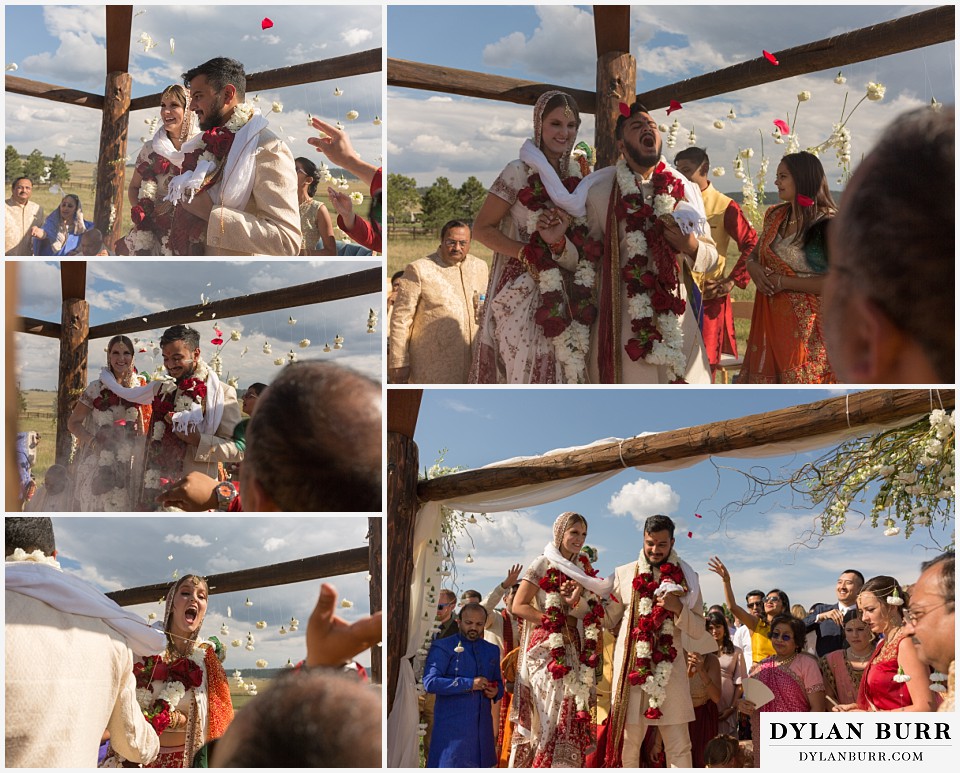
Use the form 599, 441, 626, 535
739, 204, 836, 383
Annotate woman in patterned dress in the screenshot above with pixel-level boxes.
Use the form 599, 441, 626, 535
739, 151, 838, 383
295, 156, 337, 255
819, 609, 874, 706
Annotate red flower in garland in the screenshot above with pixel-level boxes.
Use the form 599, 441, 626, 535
202, 126, 236, 159
152, 155, 171, 176
131, 205, 147, 225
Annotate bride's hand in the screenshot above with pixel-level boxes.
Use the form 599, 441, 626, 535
560, 580, 582, 607
536, 208, 570, 248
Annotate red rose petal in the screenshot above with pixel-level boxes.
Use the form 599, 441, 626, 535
261, 17, 273, 30
773, 119, 790, 135
114, 420, 127, 426
666, 100, 682, 116
619, 102, 631, 118
687, 531, 693, 538
211, 338, 224, 345
160, 478, 170, 485
797, 194, 815, 207
763, 50, 780, 66
694, 513, 702, 518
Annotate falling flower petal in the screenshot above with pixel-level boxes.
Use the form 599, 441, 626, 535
159, 478, 170, 486
261, 17, 273, 30
211, 337, 223, 346
619, 102, 631, 118
694, 513, 702, 518
114, 419, 127, 427
346, 110, 359, 120
687, 531, 693, 538
340, 599, 354, 608
666, 100, 682, 116
762, 50, 779, 66
796, 194, 814, 207
773, 119, 790, 135
272, 101, 283, 113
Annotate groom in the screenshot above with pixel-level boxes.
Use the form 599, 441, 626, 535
141, 325, 242, 506
586, 101, 719, 383
178, 57, 301, 255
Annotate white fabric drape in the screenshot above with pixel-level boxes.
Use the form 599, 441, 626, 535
386, 411, 927, 767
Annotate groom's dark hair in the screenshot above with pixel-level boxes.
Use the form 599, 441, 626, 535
160, 324, 201, 351
182, 57, 246, 100
643, 514, 675, 538
615, 100, 652, 140
6, 517, 56, 557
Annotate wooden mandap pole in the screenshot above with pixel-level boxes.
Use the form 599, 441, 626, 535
55, 263, 88, 467
593, 5, 635, 169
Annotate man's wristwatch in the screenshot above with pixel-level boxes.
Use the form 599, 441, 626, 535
215, 481, 238, 511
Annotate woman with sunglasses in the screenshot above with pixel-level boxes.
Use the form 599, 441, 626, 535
737, 615, 825, 767
708, 556, 791, 666
833, 575, 939, 712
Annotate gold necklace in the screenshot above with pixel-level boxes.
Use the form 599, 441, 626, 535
774, 652, 798, 667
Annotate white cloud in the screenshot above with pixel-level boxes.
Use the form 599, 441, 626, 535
341, 28, 373, 47
263, 537, 287, 552
164, 534, 212, 548
608, 478, 680, 524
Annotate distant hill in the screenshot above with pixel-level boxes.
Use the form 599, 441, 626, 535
723, 189, 844, 205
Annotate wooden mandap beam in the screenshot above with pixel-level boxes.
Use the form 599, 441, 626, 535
417, 389, 955, 502
636, 6, 953, 109
129, 48, 382, 112
389, 6, 952, 114
16, 317, 61, 338
388, 58, 597, 114
107, 548, 370, 607
86, 268, 381, 340
4, 75, 104, 109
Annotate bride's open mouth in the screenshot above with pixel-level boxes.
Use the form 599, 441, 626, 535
184, 606, 199, 625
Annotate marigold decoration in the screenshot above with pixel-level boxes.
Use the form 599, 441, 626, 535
834, 71, 846, 85
711, 167, 725, 177
615, 159, 689, 382
340, 599, 354, 609
273, 356, 285, 366
537, 553, 604, 726
516, 164, 603, 382
626, 548, 687, 719
231, 639, 241, 647
866, 82, 886, 102
797, 91, 811, 102
930, 97, 942, 113
727, 108, 736, 120
334, 87, 343, 97
373, 115, 382, 125
255, 659, 268, 668
271, 101, 283, 113
255, 620, 267, 629
298, 338, 310, 348
244, 597, 253, 607
713, 120, 724, 130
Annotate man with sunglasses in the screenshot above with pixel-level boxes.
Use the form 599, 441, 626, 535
732, 590, 764, 666
418, 589, 459, 762
389, 220, 489, 384
803, 569, 864, 657
903, 552, 954, 712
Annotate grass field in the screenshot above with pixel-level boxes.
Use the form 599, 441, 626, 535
18, 390, 58, 486
25, 159, 369, 251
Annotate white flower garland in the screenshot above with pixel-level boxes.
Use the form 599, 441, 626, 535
6, 548, 60, 569
521, 158, 597, 383
632, 547, 683, 713
614, 160, 686, 381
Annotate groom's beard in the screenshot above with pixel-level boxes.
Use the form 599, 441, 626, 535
623, 136, 661, 171
171, 360, 197, 384
196, 94, 229, 131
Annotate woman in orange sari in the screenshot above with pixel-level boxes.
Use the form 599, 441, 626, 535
739, 152, 837, 383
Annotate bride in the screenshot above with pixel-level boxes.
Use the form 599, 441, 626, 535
470, 90, 604, 384
117, 84, 204, 255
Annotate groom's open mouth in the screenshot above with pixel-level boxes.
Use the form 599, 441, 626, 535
640, 133, 657, 150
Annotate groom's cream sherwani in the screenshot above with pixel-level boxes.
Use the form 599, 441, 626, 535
204, 126, 301, 256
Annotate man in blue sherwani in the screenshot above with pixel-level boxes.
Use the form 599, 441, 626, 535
423, 602, 504, 767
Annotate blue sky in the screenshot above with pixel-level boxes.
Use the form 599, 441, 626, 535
48, 516, 378, 670
4, 4, 382, 165
411, 388, 954, 612
14, 260, 382, 391
387, 4, 954, 187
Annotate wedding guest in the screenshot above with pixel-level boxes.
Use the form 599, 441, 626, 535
4, 176, 44, 255
23, 464, 71, 512
819, 610, 874, 706
6, 517, 162, 767
389, 221, 489, 384
903, 552, 954, 711
705, 610, 745, 736
739, 152, 837, 383
33, 194, 94, 256
294, 157, 337, 255
804, 569, 864, 656
823, 106, 954, 383
69, 228, 111, 256
309, 117, 381, 252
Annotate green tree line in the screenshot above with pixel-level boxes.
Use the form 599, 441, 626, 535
387, 173, 487, 232
6, 146, 71, 186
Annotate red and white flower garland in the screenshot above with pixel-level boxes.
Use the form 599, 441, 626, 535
615, 159, 688, 383
626, 547, 687, 719
537, 554, 605, 723
517, 159, 603, 383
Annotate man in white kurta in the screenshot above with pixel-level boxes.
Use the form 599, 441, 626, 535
5, 518, 161, 767
586, 103, 718, 383
5, 176, 44, 255
604, 515, 708, 767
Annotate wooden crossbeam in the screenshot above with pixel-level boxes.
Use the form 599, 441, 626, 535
129, 48, 382, 112
106, 547, 370, 606
85, 268, 381, 341
388, 6, 952, 113
4, 75, 104, 109
16, 317, 62, 338
416, 389, 955, 502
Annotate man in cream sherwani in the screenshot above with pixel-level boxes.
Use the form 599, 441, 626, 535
603, 515, 710, 768
6, 517, 162, 767
179, 56, 300, 255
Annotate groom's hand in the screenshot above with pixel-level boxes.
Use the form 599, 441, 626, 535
180, 190, 214, 221
156, 472, 218, 511
662, 220, 698, 257
174, 427, 202, 446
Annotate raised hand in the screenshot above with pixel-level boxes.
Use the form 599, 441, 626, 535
502, 563, 523, 589
305, 583, 382, 668
707, 556, 730, 583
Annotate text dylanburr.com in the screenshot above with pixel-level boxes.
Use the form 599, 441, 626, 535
761, 713, 956, 768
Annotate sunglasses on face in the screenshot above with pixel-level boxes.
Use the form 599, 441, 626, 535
769, 632, 793, 641
437, 602, 453, 609
747, 601, 764, 609
765, 596, 782, 603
